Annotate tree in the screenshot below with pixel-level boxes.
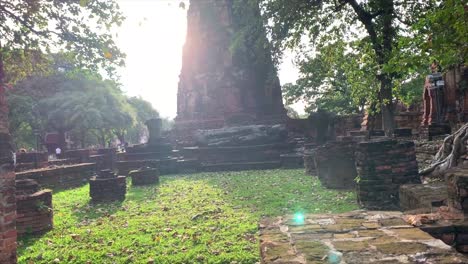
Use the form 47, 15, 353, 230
412, 0, 467, 67
126, 96, 159, 144
0, 0, 125, 81
36, 76, 135, 149
284, 105, 300, 119
0, 0, 125, 143
262, 0, 439, 135
282, 40, 374, 115
9, 69, 138, 149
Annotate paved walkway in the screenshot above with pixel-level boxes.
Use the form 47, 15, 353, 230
260, 211, 468, 263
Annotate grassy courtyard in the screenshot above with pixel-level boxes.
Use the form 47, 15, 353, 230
18, 169, 357, 263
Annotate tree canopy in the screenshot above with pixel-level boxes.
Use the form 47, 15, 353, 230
8, 69, 161, 149
0, 0, 125, 85
262, 0, 466, 133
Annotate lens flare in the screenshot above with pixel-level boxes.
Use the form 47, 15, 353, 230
294, 213, 305, 224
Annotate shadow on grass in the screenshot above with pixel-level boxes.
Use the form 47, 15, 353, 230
159, 169, 358, 218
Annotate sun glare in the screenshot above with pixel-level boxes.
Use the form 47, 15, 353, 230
115, 0, 187, 119
114, 0, 302, 119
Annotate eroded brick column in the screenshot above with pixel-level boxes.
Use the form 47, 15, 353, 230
0, 133, 17, 263
355, 139, 420, 210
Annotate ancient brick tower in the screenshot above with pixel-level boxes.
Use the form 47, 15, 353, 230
175, 0, 286, 131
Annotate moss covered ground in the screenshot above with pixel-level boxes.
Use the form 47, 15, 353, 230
18, 169, 357, 263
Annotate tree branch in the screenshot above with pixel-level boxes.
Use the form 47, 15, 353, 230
341, 0, 384, 63
0, 5, 47, 36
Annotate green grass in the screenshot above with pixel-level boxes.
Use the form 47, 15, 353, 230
18, 169, 358, 264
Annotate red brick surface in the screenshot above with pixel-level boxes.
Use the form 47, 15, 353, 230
1, 171, 17, 263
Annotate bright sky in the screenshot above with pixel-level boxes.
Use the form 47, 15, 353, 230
115, 0, 302, 119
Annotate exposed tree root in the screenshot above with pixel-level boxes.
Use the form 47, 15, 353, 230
420, 123, 468, 178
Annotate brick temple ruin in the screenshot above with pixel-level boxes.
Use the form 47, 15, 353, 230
0, 0, 467, 263
175, 0, 287, 135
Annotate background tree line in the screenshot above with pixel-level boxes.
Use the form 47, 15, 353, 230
7, 55, 170, 150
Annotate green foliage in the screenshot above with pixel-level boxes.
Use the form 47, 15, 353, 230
125, 96, 160, 144
8, 69, 160, 148
6, 91, 37, 148
262, 0, 464, 122
0, 0, 125, 83
284, 105, 300, 118
18, 169, 357, 263
282, 40, 377, 114
416, 0, 467, 67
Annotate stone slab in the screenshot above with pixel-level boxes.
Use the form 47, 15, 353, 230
260, 211, 468, 264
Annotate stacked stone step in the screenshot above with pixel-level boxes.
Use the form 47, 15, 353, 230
89, 169, 126, 203
314, 140, 357, 189
117, 158, 178, 176
15, 179, 53, 236
63, 149, 90, 163
393, 127, 413, 138
399, 182, 447, 211
280, 153, 304, 169
176, 159, 200, 173
129, 167, 159, 186
15, 163, 96, 190
445, 165, 468, 213
14, 152, 49, 171
420, 124, 451, 141
355, 139, 420, 210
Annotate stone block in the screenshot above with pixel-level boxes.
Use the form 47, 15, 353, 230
89, 171, 126, 203
445, 166, 468, 213
314, 141, 357, 189
399, 182, 447, 211
129, 168, 159, 186
303, 154, 316, 175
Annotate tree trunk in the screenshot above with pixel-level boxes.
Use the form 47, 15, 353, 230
380, 75, 396, 137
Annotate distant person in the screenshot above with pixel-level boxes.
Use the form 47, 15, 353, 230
55, 147, 62, 157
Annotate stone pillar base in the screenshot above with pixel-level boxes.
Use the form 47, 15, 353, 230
356, 140, 420, 210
